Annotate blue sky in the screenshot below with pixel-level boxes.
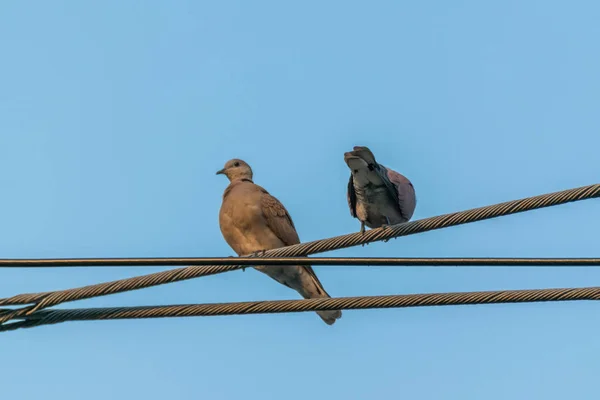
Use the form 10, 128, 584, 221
1, 1, 599, 398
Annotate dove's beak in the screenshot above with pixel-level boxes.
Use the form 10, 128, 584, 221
216, 168, 226, 175
344, 152, 360, 163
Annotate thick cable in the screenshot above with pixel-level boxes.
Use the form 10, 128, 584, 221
3, 285, 600, 332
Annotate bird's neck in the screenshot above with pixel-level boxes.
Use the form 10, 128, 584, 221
230, 177, 253, 183
223, 178, 254, 199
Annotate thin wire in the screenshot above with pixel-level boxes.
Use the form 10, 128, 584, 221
0, 183, 598, 327
4, 285, 600, 332
0, 257, 599, 267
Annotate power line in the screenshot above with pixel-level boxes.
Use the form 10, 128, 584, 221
1, 257, 600, 267
0, 183, 598, 328
3, 285, 600, 332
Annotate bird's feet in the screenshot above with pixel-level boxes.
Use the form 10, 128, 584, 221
382, 217, 392, 230
360, 222, 369, 246
251, 249, 267, 257
381, 223, 391, 242
228, 255, 246, 272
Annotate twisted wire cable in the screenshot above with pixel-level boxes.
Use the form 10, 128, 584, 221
0, 183, 598, 326
3, 285, 600, 332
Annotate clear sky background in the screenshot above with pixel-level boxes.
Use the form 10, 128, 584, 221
1, 1, 599, 399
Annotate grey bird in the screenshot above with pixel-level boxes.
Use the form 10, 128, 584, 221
217, 158, 342, 325
344, 146, 416, 234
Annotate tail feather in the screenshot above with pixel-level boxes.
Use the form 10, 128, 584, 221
317, 308, 342, 325
302, 266, 342, 325
254, 265, 342, 325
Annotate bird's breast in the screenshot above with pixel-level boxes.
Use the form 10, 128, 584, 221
354, 184, 403, 226
222, 198, 263, 229
354, 184, 389, 203
219, 195, 270, 255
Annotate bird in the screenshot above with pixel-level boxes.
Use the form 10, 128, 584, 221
216, 158, 342, 325
344, 146, 416, 234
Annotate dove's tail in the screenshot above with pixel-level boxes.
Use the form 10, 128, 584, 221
254, 264, 342, 325
301, 267, 343, 326
316, 308, 342, 325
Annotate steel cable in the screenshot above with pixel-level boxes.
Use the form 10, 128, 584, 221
3, 285, 600, 332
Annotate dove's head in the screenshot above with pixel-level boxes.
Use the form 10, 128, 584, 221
350, 146, 377, 165
216, 158, 253, 182
344, 146, 378, 187
344, 152, 370, 185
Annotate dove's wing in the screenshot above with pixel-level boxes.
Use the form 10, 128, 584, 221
347, 175, 357, 217
386, 168, 417, 221
259, 189, 301, 246
259, 187, 330, 296
371, 164, 398, 205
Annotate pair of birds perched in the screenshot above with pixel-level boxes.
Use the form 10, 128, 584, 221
217, 146, 416, 325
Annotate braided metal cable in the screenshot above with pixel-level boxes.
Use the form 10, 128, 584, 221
4, 286, 600, 332
0, 183, 598, 326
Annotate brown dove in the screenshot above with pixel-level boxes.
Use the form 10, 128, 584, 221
345, 146, 416, 234
217, 158, 342, 325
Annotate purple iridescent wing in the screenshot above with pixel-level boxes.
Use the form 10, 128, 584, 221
383, 167, 416, 221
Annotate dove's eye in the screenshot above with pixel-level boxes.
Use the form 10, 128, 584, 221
234, 162, 240, 167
